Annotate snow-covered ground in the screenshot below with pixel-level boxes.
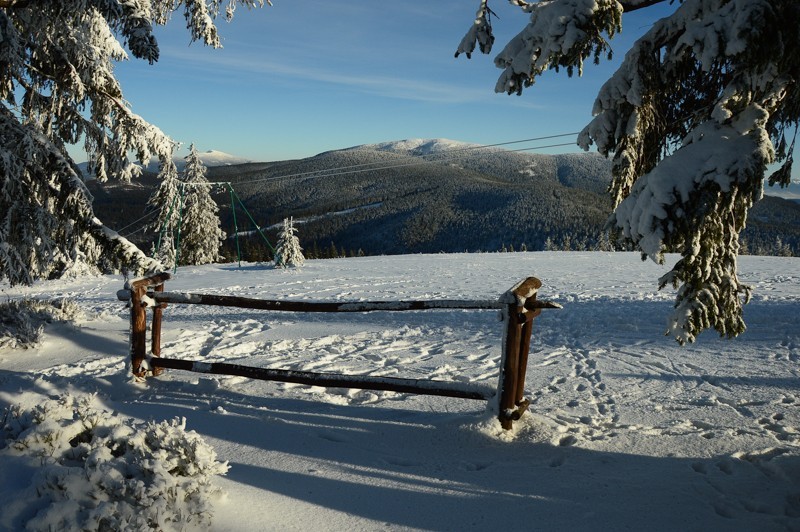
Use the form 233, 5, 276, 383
1, 252, 799, 531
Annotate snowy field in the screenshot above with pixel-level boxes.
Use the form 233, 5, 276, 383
1, 252, 799, 531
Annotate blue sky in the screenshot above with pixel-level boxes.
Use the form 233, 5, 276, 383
104, 1, 676, 163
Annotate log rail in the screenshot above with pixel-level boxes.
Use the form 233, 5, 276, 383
118, 273, 559, 430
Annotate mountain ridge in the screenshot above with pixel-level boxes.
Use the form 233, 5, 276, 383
88, 138, 800, 259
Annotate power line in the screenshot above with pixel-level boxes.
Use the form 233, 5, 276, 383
213, 132, 582, 188
112, 208, 157, 235
508, 141, 580, 154
112, 133, 584, 244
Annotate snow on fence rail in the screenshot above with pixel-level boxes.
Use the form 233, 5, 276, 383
117, 272, 560, 430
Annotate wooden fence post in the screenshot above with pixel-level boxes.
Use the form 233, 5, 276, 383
516, 302, 541, 405
151, 283, 166, 376
130, 283, 147, 378
499, 303, 522, 430
498, 277, 543, 430
127, 272, 172, 377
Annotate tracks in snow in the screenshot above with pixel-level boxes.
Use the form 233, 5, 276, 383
522, 330, 800, 456
152, 298, 800, 457
159, 312, 500, 408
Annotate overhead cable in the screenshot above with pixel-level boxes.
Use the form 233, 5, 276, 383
210, 132, 582, 187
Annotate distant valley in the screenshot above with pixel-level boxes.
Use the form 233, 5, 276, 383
89, 139, 800, 260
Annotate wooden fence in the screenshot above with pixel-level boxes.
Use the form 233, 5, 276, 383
117, 273, 559, 430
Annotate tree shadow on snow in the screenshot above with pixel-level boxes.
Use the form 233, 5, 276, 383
2, 365, 799, 531
108, 378, 800, 532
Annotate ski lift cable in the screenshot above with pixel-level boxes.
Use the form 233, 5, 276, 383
121, 224, 150, 239
218, 135, 583, 187
273, 132, 584, 180
229, 184, 277, 254
169, 132, 580, 189
228, 183, 243, 267
123, 135, 572, 242
111, 208, 157, 235
238, 132, 582, 185
117, 134, 582, 266
507, 141, 580, 154
173, 182, 187, 273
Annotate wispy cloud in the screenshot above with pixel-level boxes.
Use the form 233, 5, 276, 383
160, 45, 545, 108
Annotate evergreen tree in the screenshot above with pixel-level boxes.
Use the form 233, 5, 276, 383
178, 145, 225, 265
774, 237, 793, 257
146, 162, 183, 269
274, 217, 305, 269
596, 231, 614, 252
152, 231, 177, 271
0, 1, 268, 286
561, 234, 573, 251
458, 0, 800, 343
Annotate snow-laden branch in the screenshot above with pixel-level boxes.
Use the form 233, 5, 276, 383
581, 0, 794, 342
0, 0, 269, 285
457, 0, 800, 342
456, 0, 623, 94
618, 0, 670, 12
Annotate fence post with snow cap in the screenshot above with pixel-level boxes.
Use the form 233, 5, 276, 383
117, 273, 559, 430
498, 277, 547, 430
121, 272, 172, 378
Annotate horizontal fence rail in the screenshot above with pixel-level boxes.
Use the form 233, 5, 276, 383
150, 358, 495, 401
119, 272, 559, 430
116, 289, 560, 313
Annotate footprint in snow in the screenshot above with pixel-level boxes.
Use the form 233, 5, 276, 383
757, 414, 799, 443
558, 434, 578, 447
316, 430, 351, 444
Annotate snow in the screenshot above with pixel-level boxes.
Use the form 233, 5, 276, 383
2, 252, 800, 530
489, 0, 622, 93
154, 149, 252, 171
136, 149, 252, 173
195, 149, 253, 167
365, 138, 479, 155
765, 181, 800, 201
613, 117, 770, 260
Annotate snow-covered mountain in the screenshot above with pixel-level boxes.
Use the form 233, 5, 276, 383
88, 137, 800, 258
146, 149, 252, 172
765, 181, 800, 202
365, 138, 479, 156
78, 149, 252, 177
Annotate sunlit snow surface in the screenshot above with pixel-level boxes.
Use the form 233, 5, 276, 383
1, 252, 799, 531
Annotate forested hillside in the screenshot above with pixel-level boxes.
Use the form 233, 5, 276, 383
89, 139, 800, 261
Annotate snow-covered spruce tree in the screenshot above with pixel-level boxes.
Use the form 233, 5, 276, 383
146, 160, 182, 269
274, 217, 305, 268
458, 0, 800, 343
0, 1, 267, 286
153, 226, 178, 270
178, 144, 225, 265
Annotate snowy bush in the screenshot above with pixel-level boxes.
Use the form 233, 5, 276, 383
0, 298, 83, 349
1, 394, 228, 531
